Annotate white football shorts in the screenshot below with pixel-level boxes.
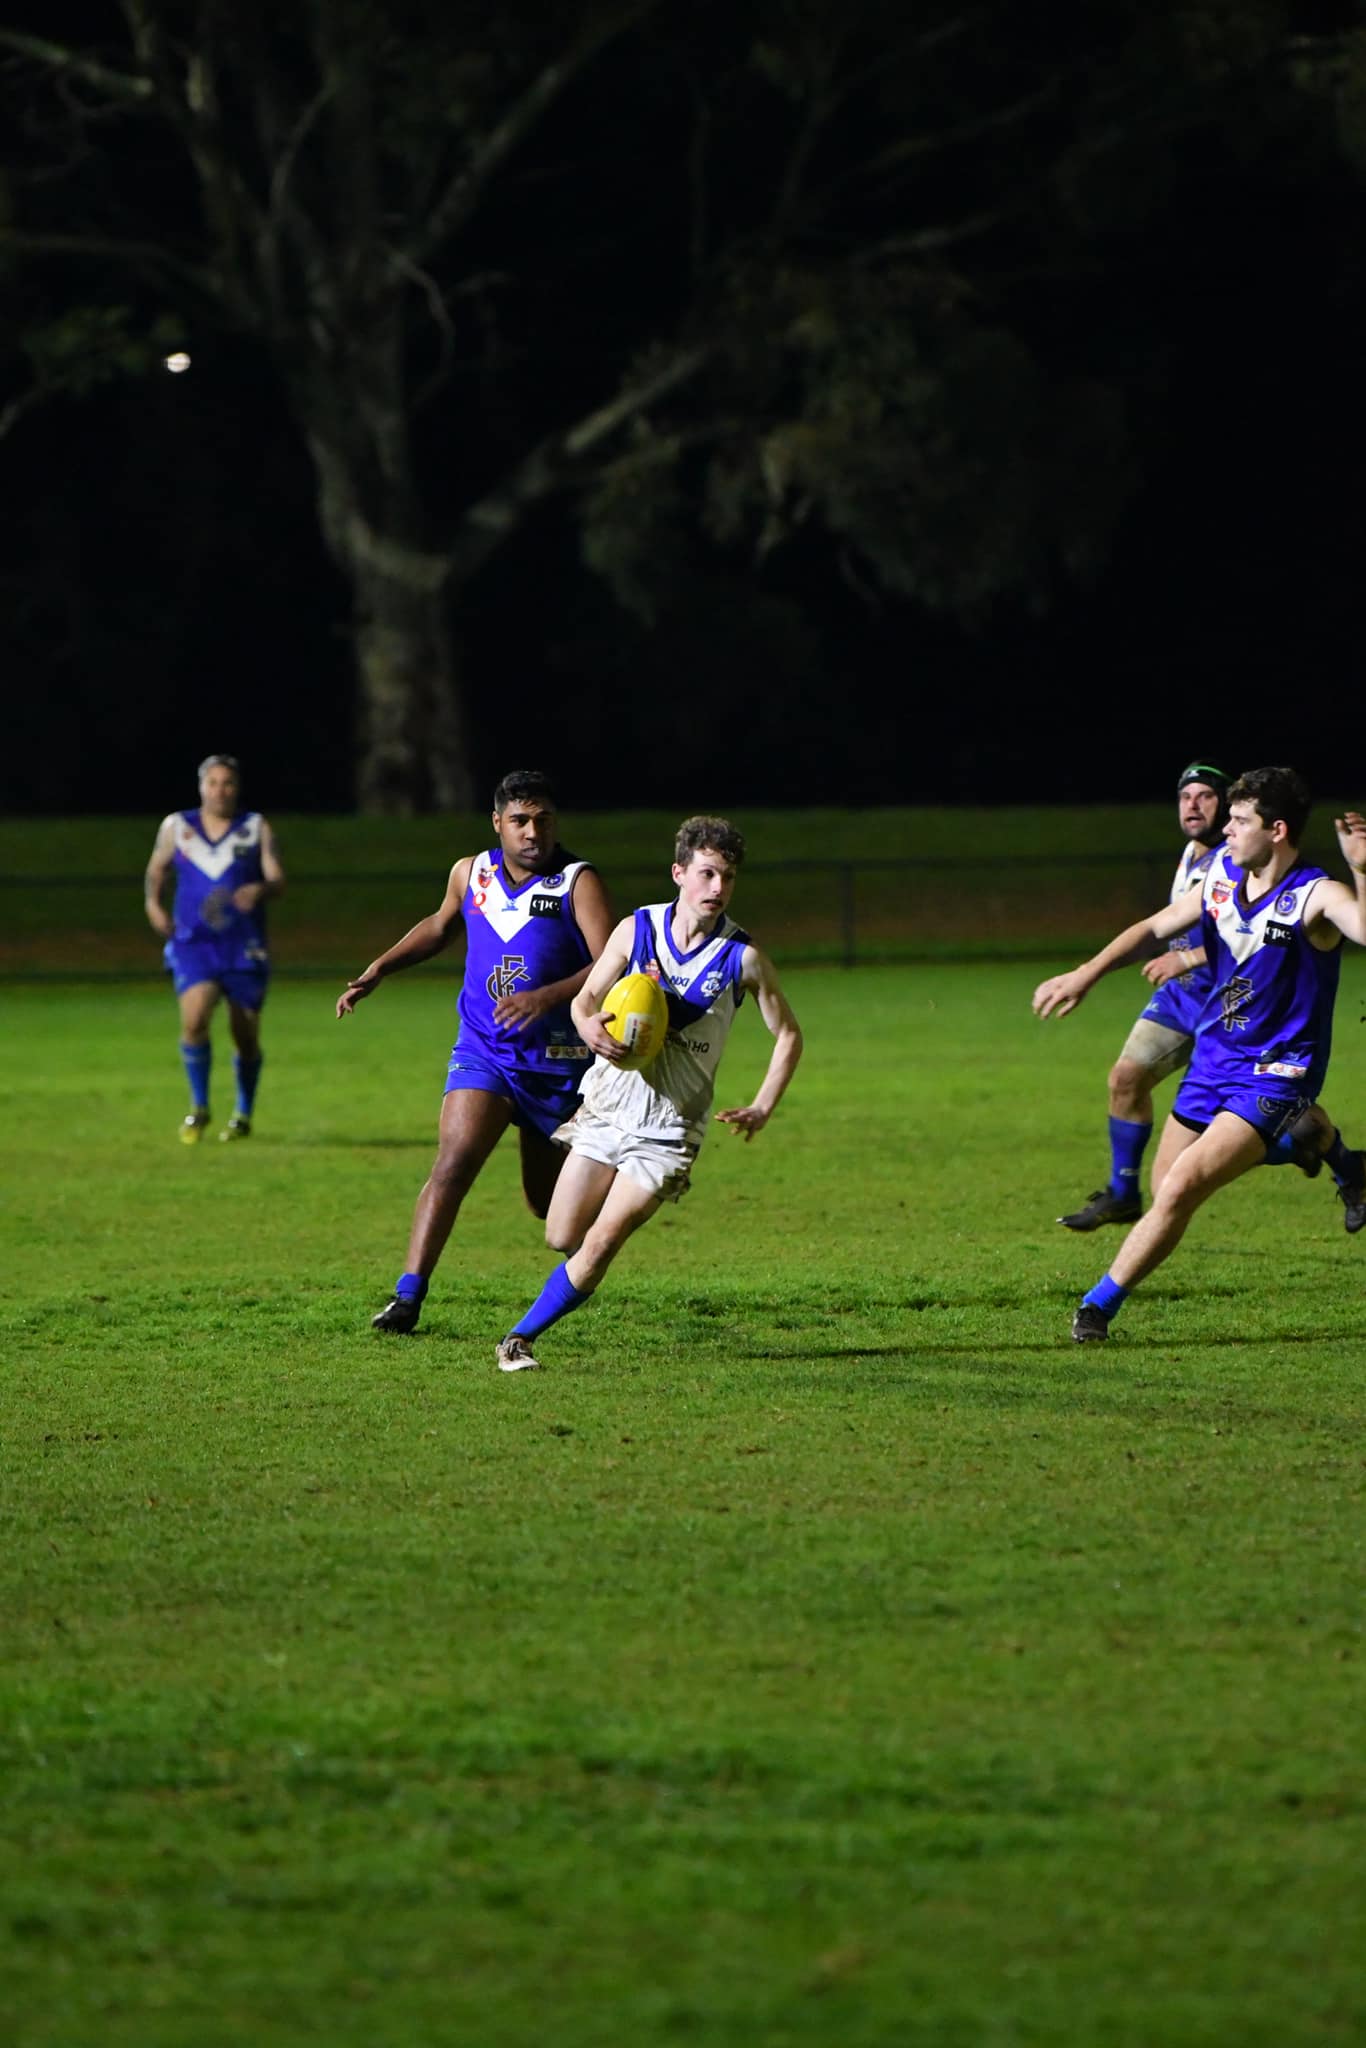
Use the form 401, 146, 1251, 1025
555, 1106, 697, 1203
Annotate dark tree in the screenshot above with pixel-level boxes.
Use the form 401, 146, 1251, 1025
1, 0, 1353, 809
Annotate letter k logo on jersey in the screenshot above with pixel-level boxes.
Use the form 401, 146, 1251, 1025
486, 955, 530, 1002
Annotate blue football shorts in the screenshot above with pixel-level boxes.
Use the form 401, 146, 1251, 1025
165, 938, 269, 1011
1138, 970, 1208, 1038
444, 1047, 583, 1142
1172, 1069, 1313, 1147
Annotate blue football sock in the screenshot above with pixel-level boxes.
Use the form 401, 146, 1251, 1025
1081, 1273, 1130, 1321
1265, 1129, 1295, 1167
1107, 1117, 1151, 1200
181, 1041, 211, 1110
233, 1053, 263, 1118
394, 1273, 428, 1303
510, 1263, 591, 1342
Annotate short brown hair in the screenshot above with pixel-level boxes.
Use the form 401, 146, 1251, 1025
1228, 766, 1311, 843
674, 816, 746, 869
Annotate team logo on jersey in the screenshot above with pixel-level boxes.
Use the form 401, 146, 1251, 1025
486, 955, 530, 1001
1218, 976, 1254, 1031
1274, 890, 1298, 916
539, 872, 564, 888
529, 895, 561, 918
1264, 921, 1295, 947
1211, 881, 1231, 903
699, 970, 724, 998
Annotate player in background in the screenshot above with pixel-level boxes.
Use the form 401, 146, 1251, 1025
1033, 769, 1366, 1341
144, 753, 285, 1144
1057, 762, 1231, 1229
337, 769, 614, 1335
1052, 759, 1364, 1233
494, 816, 803, 1372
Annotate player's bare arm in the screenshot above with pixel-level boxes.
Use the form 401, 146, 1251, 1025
1142, 943, 1208, 987
144, 816, 176, 939
232, 821, 286, 914
492, 867, 615, 1032
336, 856, 471, 1017
569, 918, 635, 1062
1303, 812, 1366, 949
1033, 891, 1204, 1020
714, 947, 803, 1141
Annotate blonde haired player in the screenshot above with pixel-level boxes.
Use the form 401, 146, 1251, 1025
494, 817, 803, 1371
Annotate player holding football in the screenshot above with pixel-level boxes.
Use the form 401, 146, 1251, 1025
1033, 768, 1366, 1341
337, 770, 614, 1334
493, 816, 803, 1372
145, 753, 286, 1143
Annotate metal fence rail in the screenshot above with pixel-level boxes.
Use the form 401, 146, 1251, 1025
1, 853, 1177, 978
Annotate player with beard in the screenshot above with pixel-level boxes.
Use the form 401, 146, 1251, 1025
1034, 769, 1366, 1340
1053, 763, 1233, 1230
338, 770, 614, 1334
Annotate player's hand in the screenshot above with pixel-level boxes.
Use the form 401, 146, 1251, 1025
580, 1008, 626, 1061
714, 1105, 769, 1141
1142, 953, 1185, 988
1032, 971, 1090, 1019
146, 907, 173, 940
337, 969, 381, 1017
492, 987, 552, 1031
1335, 811, 1366, 875
232, 883, 265, 912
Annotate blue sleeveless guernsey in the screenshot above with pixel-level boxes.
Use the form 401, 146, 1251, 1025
1189, 847, 1341, 1100
159, 808, 271, 996
456, 849, 594, 1073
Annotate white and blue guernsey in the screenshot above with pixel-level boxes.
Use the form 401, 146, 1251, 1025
580, 902, 751, 1146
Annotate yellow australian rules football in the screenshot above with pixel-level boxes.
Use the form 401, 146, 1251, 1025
602, 971, 670, 1070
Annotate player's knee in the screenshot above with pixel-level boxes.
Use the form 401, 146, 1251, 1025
429, 1146, 480, 1201
545, 1215, 580, 1255
1108, 1058, 1150, 1117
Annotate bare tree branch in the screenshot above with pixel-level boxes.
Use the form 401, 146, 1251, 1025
449, 342, 713, 581
0, 27, 152, 103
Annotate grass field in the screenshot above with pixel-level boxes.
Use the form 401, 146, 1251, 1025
4, 956, 1366, 2046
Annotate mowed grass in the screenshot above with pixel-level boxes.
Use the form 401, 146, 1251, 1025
3, 962, 1366, 2047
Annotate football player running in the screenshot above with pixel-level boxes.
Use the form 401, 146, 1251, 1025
493, 816, 803, 1372
1034, 769, 1366, 1342
337, 769, 614, 1335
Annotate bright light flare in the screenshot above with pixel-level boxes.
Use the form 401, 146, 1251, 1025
164, 351, 192, 374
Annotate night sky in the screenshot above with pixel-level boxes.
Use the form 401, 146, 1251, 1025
4, 4, 1364, 817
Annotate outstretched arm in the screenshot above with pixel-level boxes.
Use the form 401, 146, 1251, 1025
336, 858, 471, 1017
714, 947, 803, 1140
1306, 812, 1366, 948
1032, 888, 1204, 1019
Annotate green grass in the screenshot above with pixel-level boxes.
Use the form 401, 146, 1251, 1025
4, 963, 1366, 2045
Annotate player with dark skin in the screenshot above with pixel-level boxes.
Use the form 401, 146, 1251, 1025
337, 787, 614, 1322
